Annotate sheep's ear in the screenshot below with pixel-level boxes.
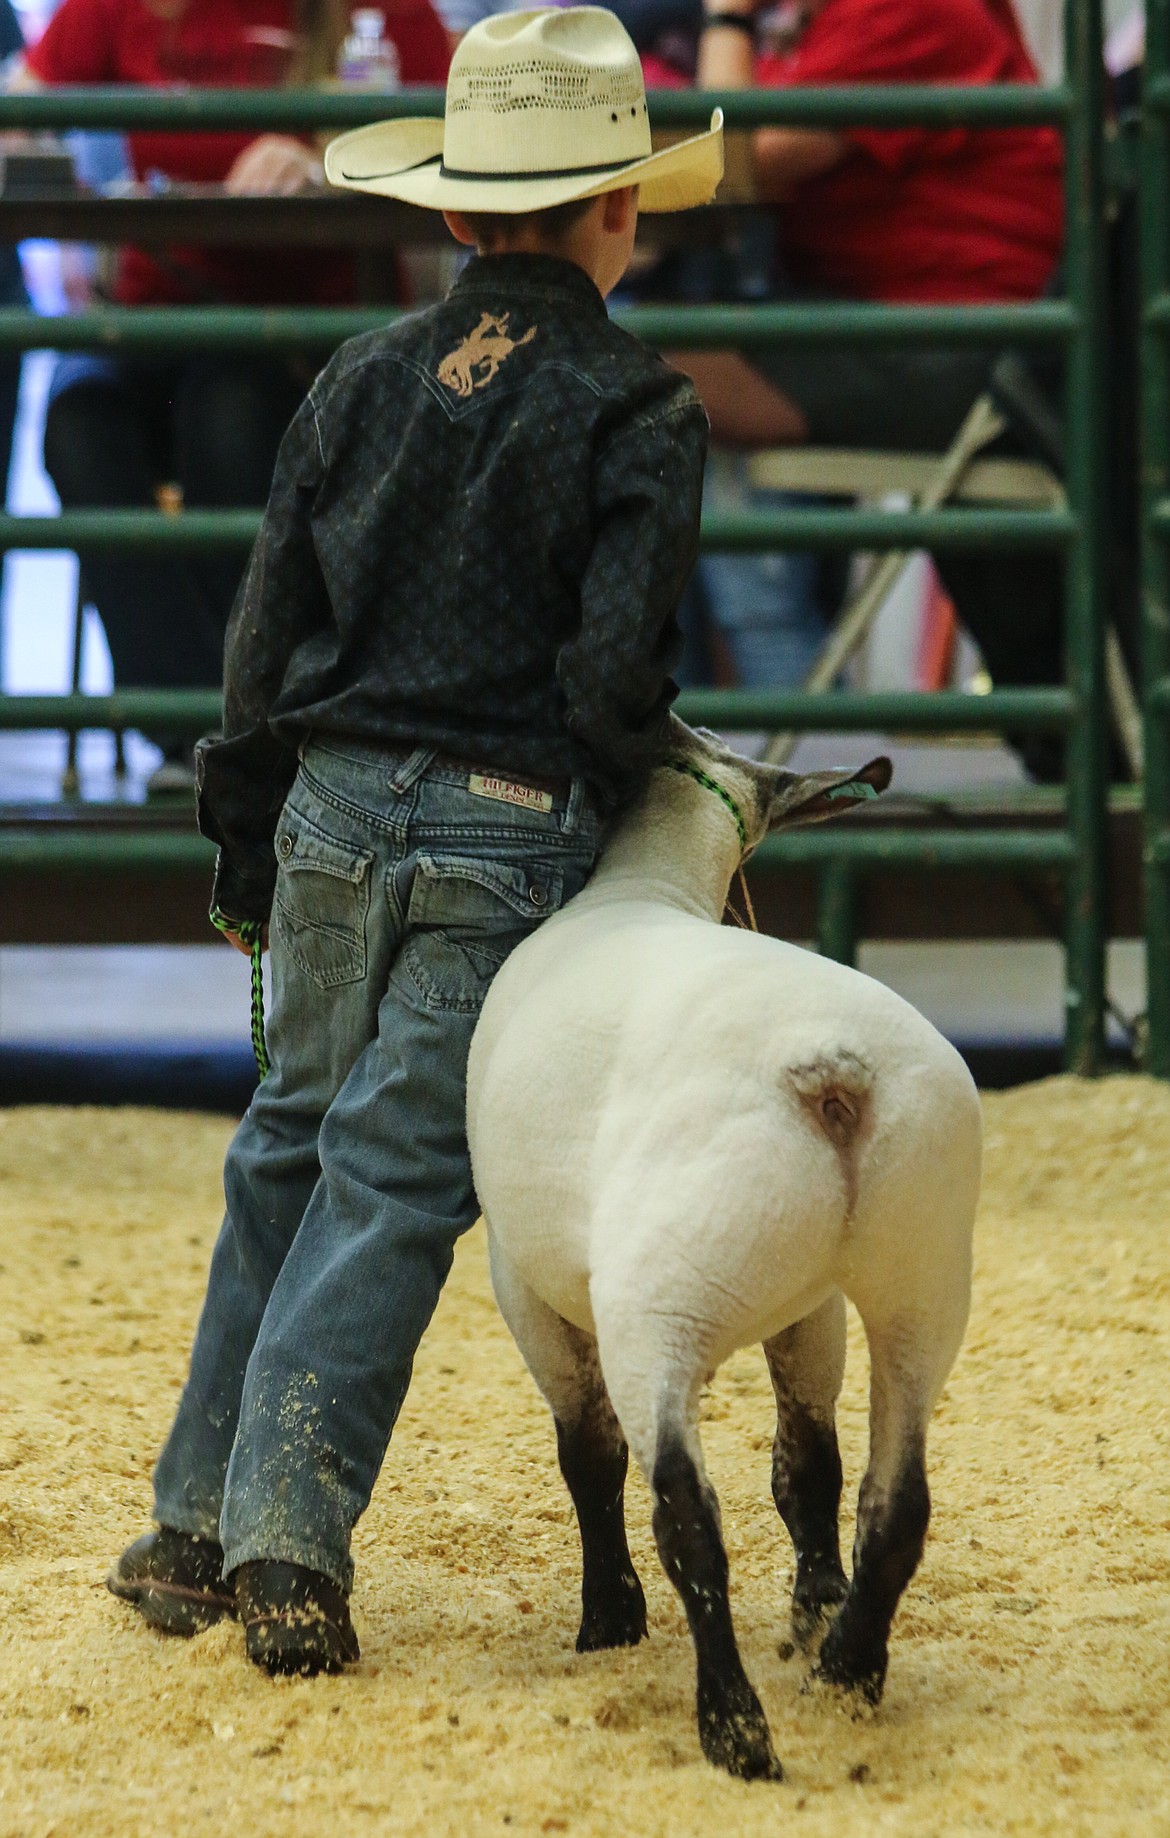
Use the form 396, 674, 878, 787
762, 756, 892, 832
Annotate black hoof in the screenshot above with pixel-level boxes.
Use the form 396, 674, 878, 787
811, 1622, 887, 1705
576, 1572, 648, 1652
698, 1682, 783, 1782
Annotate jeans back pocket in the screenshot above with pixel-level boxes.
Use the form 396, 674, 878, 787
273, 815, 375, 989
398, 852, 566, 1013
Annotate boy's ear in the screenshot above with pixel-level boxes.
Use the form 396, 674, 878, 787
761, 756, 892, 833
601, 185, 638, 233
443, 209, 478, 248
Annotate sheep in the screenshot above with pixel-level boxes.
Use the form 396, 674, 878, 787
465, 718, 982, 1782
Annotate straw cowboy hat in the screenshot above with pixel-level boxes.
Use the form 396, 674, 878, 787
324, 6, 723, 215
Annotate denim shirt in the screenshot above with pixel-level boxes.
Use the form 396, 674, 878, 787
196, 251, 708, 921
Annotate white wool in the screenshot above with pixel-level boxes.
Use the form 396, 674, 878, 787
467, 725, 981, 1479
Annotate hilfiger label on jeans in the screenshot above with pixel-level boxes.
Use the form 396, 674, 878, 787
468, 772, 553, 814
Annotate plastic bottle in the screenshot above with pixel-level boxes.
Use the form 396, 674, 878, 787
337, 9, 401, 88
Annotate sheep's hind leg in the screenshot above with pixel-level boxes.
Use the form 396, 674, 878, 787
593, 1275, 780, 1779
486, 1236, 646, 1652
764, 1293, 849, 1649
812, 1321, 933, 1706
650, 1428, 782, 1781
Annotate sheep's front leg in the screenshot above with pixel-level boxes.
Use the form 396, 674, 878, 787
487, 1234, 646, 1652
651, 1431, 782, 1781
764, 1293, 849, 1648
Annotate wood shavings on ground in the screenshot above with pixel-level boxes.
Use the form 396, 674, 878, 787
1, 1076, 1169, 1837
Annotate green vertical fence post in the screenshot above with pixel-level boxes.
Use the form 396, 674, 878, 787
815, 861, 859, 966
1142, 0, 1170, 1074
1062, 0, 1109, 1072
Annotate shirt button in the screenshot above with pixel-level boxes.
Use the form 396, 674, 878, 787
529, 884, 547, 907
278, 835, 294, 858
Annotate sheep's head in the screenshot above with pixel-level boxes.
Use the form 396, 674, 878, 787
661, 717, 892, 854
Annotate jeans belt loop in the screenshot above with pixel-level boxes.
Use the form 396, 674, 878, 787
390, 745, 437, 795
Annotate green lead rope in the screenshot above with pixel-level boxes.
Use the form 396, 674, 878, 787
244, 925, 270, 1080
210, 911, 270, 1080
662, 757, 748, 852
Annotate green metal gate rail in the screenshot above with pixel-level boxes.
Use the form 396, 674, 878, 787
0, 302, 1078, 353
0, 686, 1076, 734
0, 10, 1110, 1068
0, 84, 1072, 132
0, 505, 1075, 550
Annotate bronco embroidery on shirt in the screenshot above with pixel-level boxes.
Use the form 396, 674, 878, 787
437, 312, 537, 398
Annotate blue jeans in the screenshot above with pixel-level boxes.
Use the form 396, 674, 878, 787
152, 738, 602, 1590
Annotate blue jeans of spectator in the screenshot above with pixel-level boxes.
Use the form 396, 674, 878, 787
683, 448, 831, 689
152, 737, 602, 1590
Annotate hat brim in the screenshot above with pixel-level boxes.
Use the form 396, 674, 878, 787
324, 109, 724, 214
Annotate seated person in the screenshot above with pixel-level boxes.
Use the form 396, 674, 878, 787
14, 0, 449, 788
671, 0, 1066, 699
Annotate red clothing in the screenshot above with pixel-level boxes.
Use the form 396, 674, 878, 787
29, 0, 449, 305
756, 0, 1063, 302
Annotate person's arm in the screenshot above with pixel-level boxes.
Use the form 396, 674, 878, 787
224, 135, 324, 195
556, 382, 708, 806
227, 0, 450, 192
696, 0, 847, 201
196, 392, 333, 926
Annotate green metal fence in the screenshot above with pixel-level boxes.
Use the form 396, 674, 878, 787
1142, 0, 1170, 1074
0, 1, 1112, 1070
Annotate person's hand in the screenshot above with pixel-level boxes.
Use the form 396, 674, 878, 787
219, 923, 269, 956
224, 134, 324, 197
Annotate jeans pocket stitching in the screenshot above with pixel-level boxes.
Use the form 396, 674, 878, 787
273, 853, 373, 990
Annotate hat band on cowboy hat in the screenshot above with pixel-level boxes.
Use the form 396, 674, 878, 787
324, 6, 723, 216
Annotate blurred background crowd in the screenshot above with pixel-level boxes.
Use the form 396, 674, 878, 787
0, 0, 1145, 793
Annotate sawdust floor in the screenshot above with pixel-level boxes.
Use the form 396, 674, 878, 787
1, 1077, 1169, 1837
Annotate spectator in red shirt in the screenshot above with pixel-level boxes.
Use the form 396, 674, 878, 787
16, 0, 449, 788
669, 0, 1067, 704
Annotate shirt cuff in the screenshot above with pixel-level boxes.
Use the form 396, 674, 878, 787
209, 849, 277, 928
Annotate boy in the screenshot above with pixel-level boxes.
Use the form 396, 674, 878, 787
108, 6, 722, 1676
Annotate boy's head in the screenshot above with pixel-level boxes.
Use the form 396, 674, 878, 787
324, 9, 723, 272
443, 186, 639, 298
